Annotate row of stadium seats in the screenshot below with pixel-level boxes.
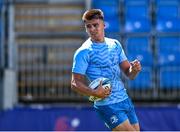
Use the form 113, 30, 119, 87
92, 0, 180, 33
128, 67, 153, 89
125, 35, 180, 90
126, 37, 153, 67
157, 37, 180, 67
128, 67, 180, 90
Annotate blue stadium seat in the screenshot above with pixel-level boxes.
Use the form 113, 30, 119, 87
126, 37, 153, 67
156, 19, 180, 32
104, 17, 120, 32
126, 3, 148, 18
126, 37, 150, 53
157, 37, 180, 67
160, 68, 180, 89
127, 51, 153, 67
105, 33, 120, 42
124, 0, 151, 32
156, 37, 180, 53
128, 67, 153, 89
125, 0, 149, 5
92, 0, 119, 7
92, 0, 120, 32
125, 18, 151, 33
92, 2, 119, 17
157, 51, 180, 67
156, 0, 180, 32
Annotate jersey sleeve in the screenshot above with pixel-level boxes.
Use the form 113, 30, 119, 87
115, 40, 127, 63
72, 48, 89, 75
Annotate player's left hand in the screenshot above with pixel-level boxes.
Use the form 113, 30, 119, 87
130, 59, 141, 73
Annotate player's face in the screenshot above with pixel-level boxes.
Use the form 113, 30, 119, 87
84, 19, 105, 43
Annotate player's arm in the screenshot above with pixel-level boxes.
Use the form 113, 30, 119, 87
120, 59, 141, 80
71, 73, 110, 99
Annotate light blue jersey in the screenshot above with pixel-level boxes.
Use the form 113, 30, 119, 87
72, 37, 128, 106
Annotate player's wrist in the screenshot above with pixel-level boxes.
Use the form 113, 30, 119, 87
89, 87, 98, 97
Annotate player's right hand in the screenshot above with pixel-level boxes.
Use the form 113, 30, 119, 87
94, 80, 111, 99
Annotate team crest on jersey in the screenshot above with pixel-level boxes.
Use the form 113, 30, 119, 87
110, 115, 118, 124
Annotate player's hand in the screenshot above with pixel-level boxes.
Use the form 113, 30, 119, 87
94, 80, 111, 99
130, 59, 141, 74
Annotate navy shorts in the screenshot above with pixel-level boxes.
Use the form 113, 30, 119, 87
94, 98, 139, 130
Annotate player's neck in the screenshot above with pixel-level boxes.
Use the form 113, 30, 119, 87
91, 37, 105, 43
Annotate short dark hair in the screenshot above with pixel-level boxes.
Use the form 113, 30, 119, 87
82, 9, 104, 22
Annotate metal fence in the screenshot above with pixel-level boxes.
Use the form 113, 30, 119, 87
17, 39, 87, 102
